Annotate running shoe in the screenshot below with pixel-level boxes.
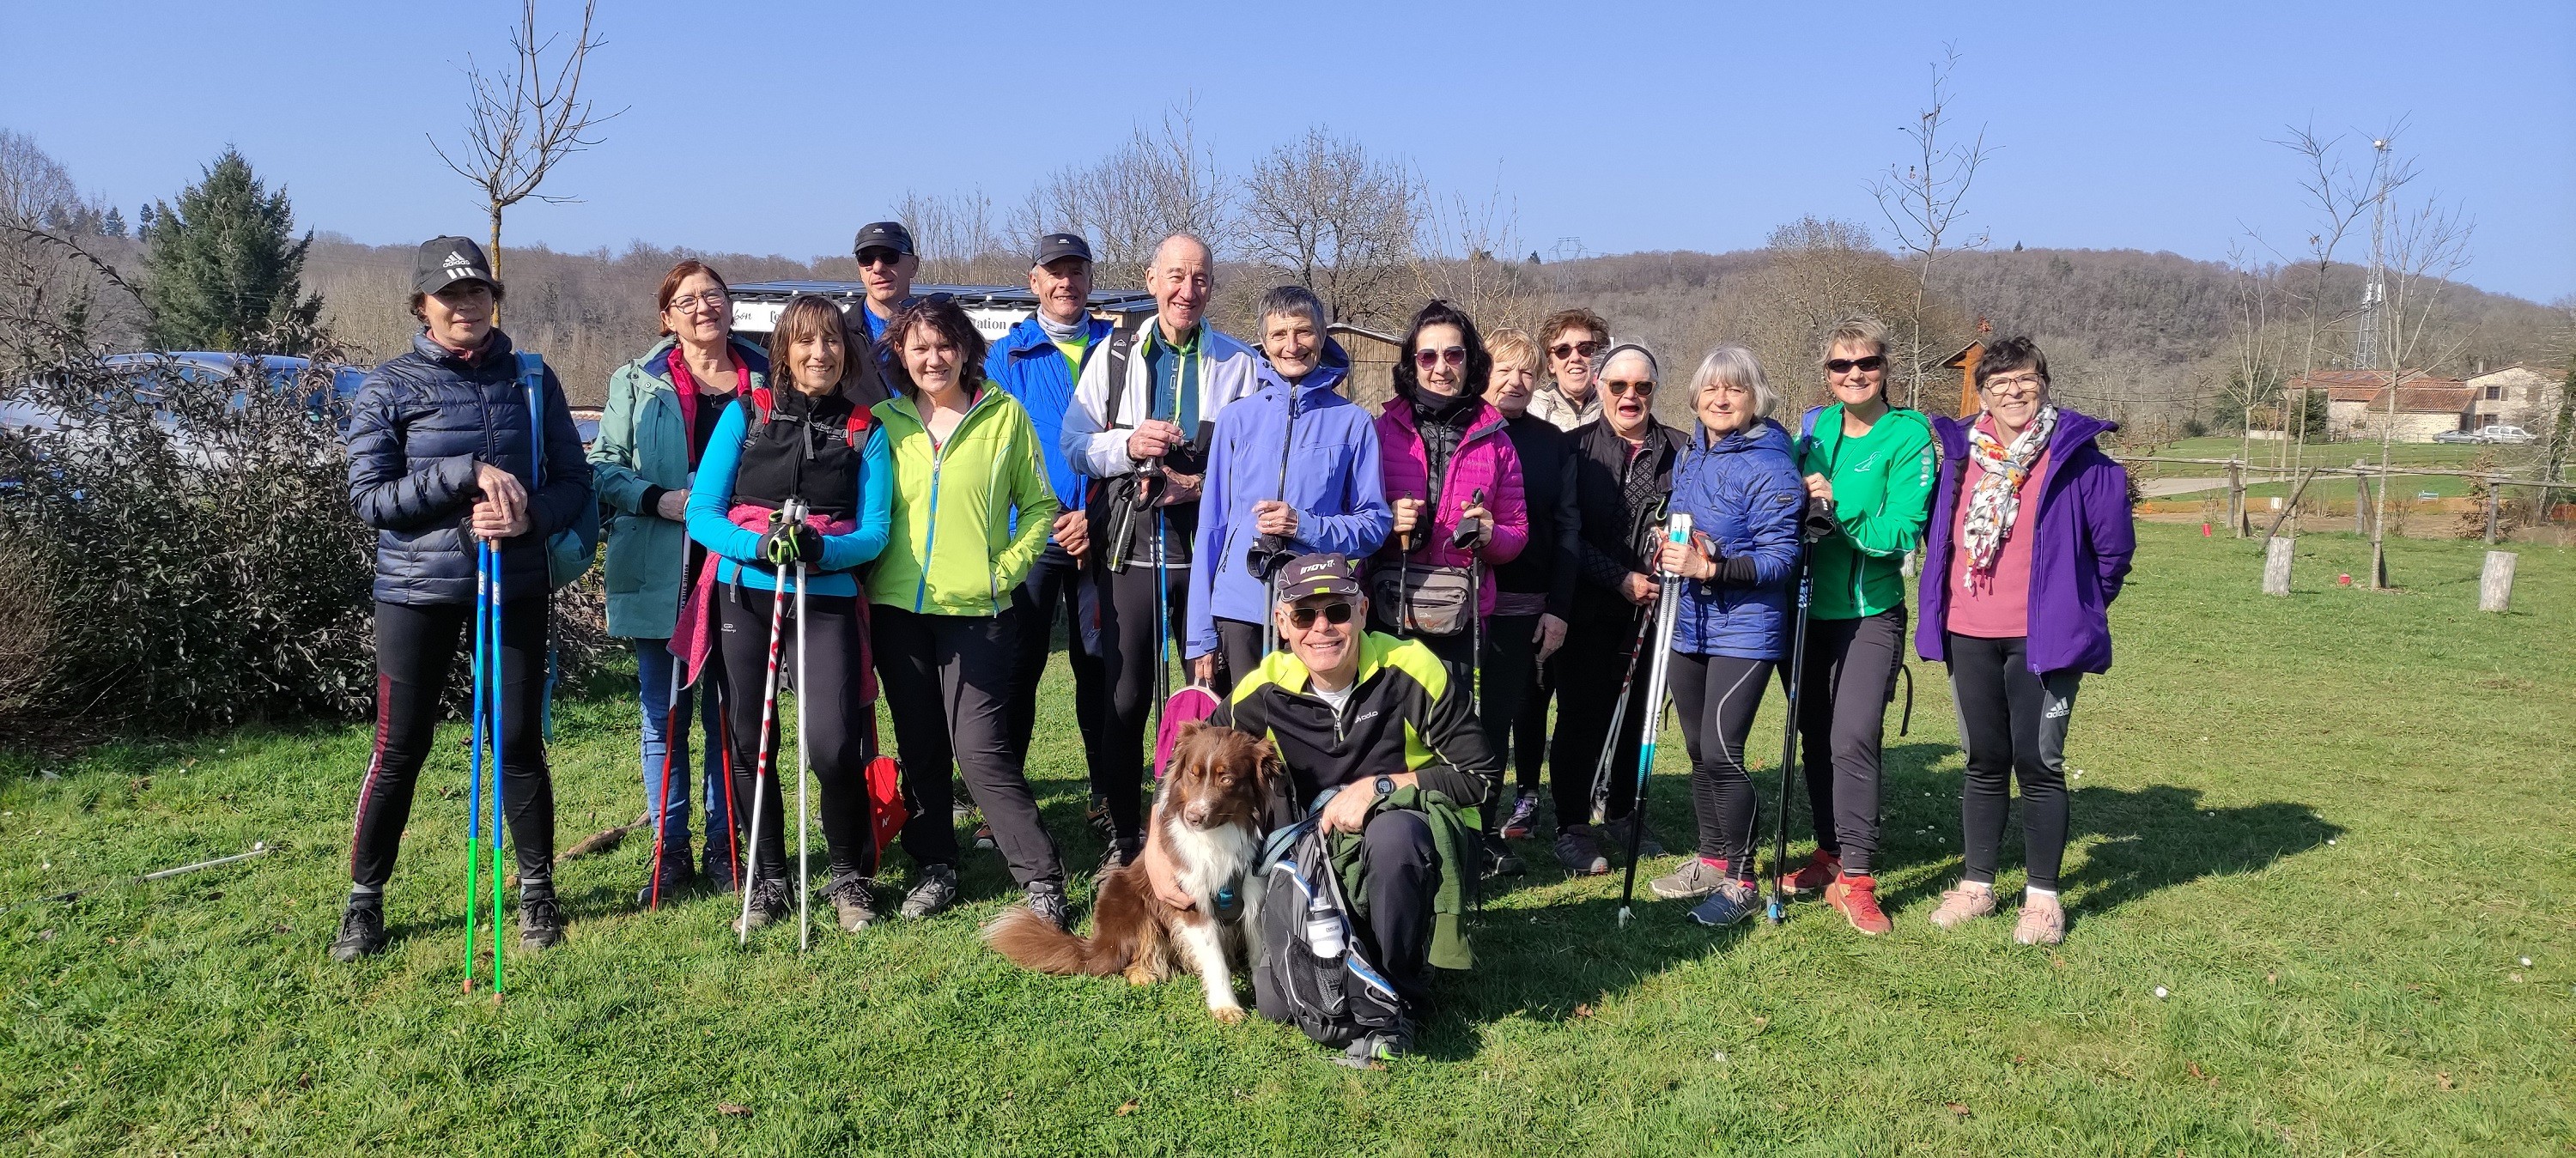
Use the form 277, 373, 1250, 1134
1777, 849, 1841, 898
519, 891, 564, 951
1552, 827, 1610, 876
1686, 879, 1759, 927
899, 864, 959, 919
1927, 882, 1997, 931
825, 874, 878, 932
1500, 791, 1540, 840
1649, 857, 1728, 900
1025, 880, 1072, 933
1097, 839, 1143, 876
1825, 874, 1892, 936
2014, 894, 2066, 946
1336, 1021, 1415, 1069
329, 897, 386, 962
734, 877, 790, 934
1086, 793, 1115, 843
1601, 812, 1665, 859
973, 820, 998, 850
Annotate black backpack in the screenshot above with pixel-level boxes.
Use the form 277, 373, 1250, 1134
1254, 819, 1406, 1049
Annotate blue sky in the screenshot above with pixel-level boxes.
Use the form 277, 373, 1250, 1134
9, 0, 2571, 301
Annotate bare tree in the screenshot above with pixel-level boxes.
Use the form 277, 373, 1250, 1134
1411, 173, 1537, 334
0, 131, 144, 365
2357, 142, 2474, 587
2221, 243, 2289, 491
1238, 128, 1420, 326
429, 0, 622, 296
896, 188, 1018, 285
2260, 123, 2392, 475
1017, 101, 1230, 289
1870, 45, 1996, 409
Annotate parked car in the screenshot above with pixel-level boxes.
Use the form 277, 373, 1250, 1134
2433, 428, 2479, 444
2477, 425, 2537, 445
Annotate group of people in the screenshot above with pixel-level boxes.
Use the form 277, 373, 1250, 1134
328, 221, 2135, 1062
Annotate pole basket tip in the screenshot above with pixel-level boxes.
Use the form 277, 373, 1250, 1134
1616, 906, 1634, 927
1766, 901, 1783, 924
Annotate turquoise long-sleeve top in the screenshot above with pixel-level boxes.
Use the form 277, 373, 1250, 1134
684, 399, 894, 597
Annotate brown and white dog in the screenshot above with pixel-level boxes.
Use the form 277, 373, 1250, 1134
984, 722, 1273, 1022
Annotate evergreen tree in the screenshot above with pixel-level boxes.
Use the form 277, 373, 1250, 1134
143, 149, 323, 353
101, 205, 125, 238
136, 203, 155, 239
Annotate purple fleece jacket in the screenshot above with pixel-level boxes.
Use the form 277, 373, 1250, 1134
1915, 407, 2136, 676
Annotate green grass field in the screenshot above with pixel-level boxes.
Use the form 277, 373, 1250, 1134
2125, 437, 2497, 480
4, 524, 2571, 1155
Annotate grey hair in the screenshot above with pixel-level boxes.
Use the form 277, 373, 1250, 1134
1597, 342, 1659, 382
1689, 343, 1775, 418
1255, 284, 1327, 332
1152, 233, 1213, 274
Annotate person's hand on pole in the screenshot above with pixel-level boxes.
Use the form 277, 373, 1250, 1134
1621, 571, 1659, 605
1157, 470, 1202, 506
1803, 473, 1833, 506
1657, 531, 1718, 581
1453, 499, 1492, 549
1534, 612, 1570, 663
1190, 653, 1217, 685
1051, 508, 1090, 560
1251, 500, 1298, 537
1126, 419, 1183, 463
472, 463, 529, 540
1389, 497, 1423, 540
654, 488, 691, 521
756, 523, 822, 567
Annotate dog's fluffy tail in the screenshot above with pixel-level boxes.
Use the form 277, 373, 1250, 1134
983, 907, 1128, 976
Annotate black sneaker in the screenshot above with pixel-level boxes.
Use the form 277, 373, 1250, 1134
1336, 1023, 1414, 1069
1603, 812, 1665, 859
1086, 793, 1115, 843
734, 876, 790, 935
636, 849, 694, 908
1025, 880, 1071, 932
824, 873, 878, 932
329, 898, 387, 962
899, 864, 959, 919
1097, 839, 1144, 876
1481, 835, 1525, 880
519, 892, 564, 951
702, 845, 739, 894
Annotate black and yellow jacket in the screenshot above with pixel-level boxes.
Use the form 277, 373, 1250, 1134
1216, 630, 1498, 815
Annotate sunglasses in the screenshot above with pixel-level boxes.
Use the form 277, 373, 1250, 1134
1602, 379, 1655, 397
857, 250, 907, 268
1287, 601, 1356, 629
1825, 355, 1886, 374
1549, 340, 1604, 361
1413, 346, 1467, 370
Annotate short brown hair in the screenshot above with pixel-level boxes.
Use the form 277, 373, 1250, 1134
655, 259, 730, 336
1538, 307, 1608, 355
883, 296, 990, 399
1818, 316, 1890, 365
765, 294, 860, 396
1972, 336, 2050, 394
1487, 327, 1538, 377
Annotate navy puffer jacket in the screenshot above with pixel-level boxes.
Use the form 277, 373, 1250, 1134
346, 330, 593, 605
1668, 418, 1806, 660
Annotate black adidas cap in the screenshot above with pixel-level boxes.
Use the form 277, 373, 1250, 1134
413, 236, 498, 295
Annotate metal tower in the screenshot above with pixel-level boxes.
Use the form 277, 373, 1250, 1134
2351, 138, 2391, 370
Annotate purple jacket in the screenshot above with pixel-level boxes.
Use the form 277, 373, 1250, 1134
1915, 407, 2136, 676
1374, 394, 1529, 617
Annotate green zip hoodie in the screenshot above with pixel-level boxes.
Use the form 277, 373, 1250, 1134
1797, 403, 1937, 621
866, 387, 1056, 616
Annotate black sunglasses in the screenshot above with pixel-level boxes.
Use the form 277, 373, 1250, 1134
1825, 355, 1886, 374
857, 249, 908, 268
1287, 602, 1356, 629
1549, 340, 1604, 360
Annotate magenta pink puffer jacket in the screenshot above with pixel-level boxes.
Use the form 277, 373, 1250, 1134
1372, 396, 1529, 616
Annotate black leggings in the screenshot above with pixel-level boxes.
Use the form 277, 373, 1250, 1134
1005, 543, 1108, 791
1479, 614, 1540, 820
1795, 606, 1906, 876
1548, 608, 1653, 828
877, 606, 1064, 888
1092, 560, 1188, 846
1666, 652, 1773, 877
1513, 657, 1556, 793
350, 597, 555, 893
1945, 634, 2080, 892
716, 588, 873, 882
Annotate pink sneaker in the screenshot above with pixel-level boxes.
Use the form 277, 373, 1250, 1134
2014, 894, 2066, 945
1927, 883, 1996, 930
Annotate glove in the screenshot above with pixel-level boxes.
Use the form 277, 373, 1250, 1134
756, 522, 823, 567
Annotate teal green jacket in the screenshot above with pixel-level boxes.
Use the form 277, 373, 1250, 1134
1796, 403, 1937, 621
587, 336, 769, 638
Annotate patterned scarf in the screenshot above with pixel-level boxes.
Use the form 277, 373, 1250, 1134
1960, 405, 2057, 580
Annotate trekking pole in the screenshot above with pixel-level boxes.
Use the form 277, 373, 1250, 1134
1765, 557, 1815, 925
486, 537, 507, 994
464, 541, 492, 993
1152, 506, 1171, 733
735, 506, 796, 946
1617, 513, 1692, 927
647, 529, 690, 912
1586, 611, 1656, 827
791, 503, 812, 953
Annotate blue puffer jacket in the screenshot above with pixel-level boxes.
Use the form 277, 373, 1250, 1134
346, 330, 593, 605
1187, 343, 1391, 658
1667, 418, 1805, 660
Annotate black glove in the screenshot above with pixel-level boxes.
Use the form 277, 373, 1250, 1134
756, 522, 823, 567
1449, 488, 1490, 549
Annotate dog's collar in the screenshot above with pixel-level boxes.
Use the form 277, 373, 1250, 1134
1211, 879, 1246, 926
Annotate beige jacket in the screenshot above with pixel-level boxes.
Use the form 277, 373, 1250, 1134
1528, 383, 1601, 431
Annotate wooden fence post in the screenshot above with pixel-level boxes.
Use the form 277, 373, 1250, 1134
2484, 477, 2501, 545
2479, 550, 2517, 612
2228, 460, 2246, 538
2262, 536, 2294, 596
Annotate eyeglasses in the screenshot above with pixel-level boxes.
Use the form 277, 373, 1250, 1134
668, 291, 729, 313
1287, 601, 1356, 629
857, 250, 906, 269
1413, 346, 1467, 369
1981, 373, 2044, 397
1825, 355, 1886, 374
1549, 340, 1603, 361
1602, 379, 1655, 397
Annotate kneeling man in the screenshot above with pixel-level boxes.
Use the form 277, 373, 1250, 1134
1144, 552, 1494, 1063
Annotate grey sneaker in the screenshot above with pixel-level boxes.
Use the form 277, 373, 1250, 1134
733, 877, 789, 935
899, 864, 959, 919
825, 875, 878, 932
329, 898, 387, 962
1553, 827, 1610, 876
1649, 856, 1728, 900
1602, 812, 1664, 859
518, 892, 564, 951
1024, 880, 1071, 932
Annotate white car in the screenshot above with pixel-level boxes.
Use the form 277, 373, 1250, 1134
2477, 425, 2537, 445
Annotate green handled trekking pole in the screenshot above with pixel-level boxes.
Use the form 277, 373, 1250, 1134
1617, 513, 1692, 927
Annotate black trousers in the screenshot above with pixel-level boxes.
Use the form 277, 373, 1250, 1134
1255, 808, 1440, 1020
1547, 608, 1653, 828
1945, 634, 2080, 892
1479, 614, 1540, 791
716, 588, 873, 882
1667, 652, 1774, 875
1092, 558, 1188, 846
1005, 543, 1108, 797
350, 597, 555, 893
1513, 657, 1557, 793
877, 606, 1064, 888
1794, 606, 1907, 876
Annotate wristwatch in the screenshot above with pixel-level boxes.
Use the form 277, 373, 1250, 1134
1373, 775, 1397, 799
